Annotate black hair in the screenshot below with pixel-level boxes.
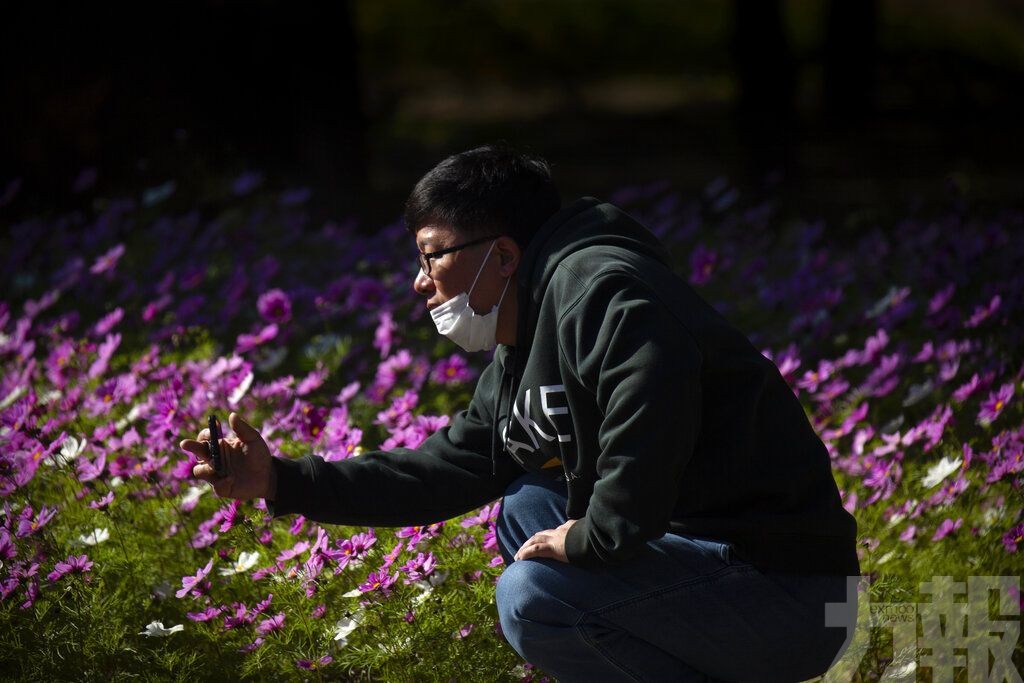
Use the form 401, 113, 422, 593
404, 143, 561, 248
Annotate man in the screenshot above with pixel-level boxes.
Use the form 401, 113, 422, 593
182, 145, 859, 681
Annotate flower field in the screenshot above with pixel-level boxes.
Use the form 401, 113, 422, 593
1, 170, 1022, 681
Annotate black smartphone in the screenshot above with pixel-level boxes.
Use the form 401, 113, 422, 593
207, 414, 224, 475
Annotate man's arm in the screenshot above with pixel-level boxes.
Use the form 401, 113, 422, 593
560, 272, 703, 567
267, 359, 524, 527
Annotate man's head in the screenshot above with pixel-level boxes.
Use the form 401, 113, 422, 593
404, 143, 561, 249
407, 145, 560, 347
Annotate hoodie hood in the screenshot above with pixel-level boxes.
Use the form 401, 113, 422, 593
514, 197, 674, 348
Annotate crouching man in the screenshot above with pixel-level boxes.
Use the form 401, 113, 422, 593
181, 145, 859, 682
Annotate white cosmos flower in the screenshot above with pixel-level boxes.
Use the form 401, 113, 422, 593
228, 371, 254, 405
46, 435, 86, 467
333, 613, 361, 646
0, 385, 26, 410
139, 621, 184, 637
218, 551, 261, 576
341, 588, 362, 598
78, 528, 111, 546
180, 485, 207, 507
921, 456, 962, 488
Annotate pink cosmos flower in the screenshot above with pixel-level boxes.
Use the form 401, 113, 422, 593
88, 491, 115, 510
15, 505, 57, 538
374, 310, 397, 359
1002, 523, 1024, 553
431, 354, 475, 384
688, 244, 718, 285
399, 552, 437, 584
235, 323, 278, 354
89, 244, 126, 276
176, 559, 214, 598
977, 383, 1014, 426
296, 655, 333, 670
47, 554, 93, 582
927, 283, 955, 315
93, 307, 124, 336
257, 289, 292, 324
187, 606, 224, 622
256, 612, 286, 636
359, 569, 399, 597
964, 294, 1001, 328
931, 518, 962, 542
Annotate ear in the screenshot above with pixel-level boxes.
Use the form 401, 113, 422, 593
495, 236, 521, 278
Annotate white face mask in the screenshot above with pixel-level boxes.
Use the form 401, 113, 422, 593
429, 240, 510, 352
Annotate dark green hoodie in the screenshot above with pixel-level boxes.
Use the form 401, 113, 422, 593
272, 197, 860, 576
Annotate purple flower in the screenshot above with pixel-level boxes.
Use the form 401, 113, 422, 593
232, 170, 264, 196
90, 244, 126, 276
928, 283, 955, 314
93, 308, 124, 336
400, 552, 437, 584
235, 323, 278, 354
47, 554, 93, 582
931, 518, 962, 542
187, 606, 224, 622
431, 354, 475, 384
296, 366, 328, 396
359, 569, 399, 597
0, 529, 16, 562
329, 531, 376, 572
257, 289, 292, 324
238, 637, 264, 654
256, 612, 286, 636
977, 383, 1014, 426
87, 333, 121, 380
1002, 523, 1024, 553
688, 244, 718, 285
176, 559, 214, 598
964, 294, 1001, 328
374, 311, 397, 359
461, 502, 500, 530
15, 505, 57, 538
88, 493, 115, 509
296, 655, 333, 670
76, 452, 107, 483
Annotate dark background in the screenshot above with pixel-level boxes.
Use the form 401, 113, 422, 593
3, 0, 1023, 231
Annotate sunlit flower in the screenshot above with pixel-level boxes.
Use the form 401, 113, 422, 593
176, 559, 214, 599
256, 612, 285, 636
978, 383, 1014, 426
1002, 523, 1024, 553
921, 456, 962, 489
48, 554, 93, 582
77, 528, 110, 546
218, 551, 261, 577
139, 621, 184, 637
333, 612, 361, 645
931, 518, 962, 542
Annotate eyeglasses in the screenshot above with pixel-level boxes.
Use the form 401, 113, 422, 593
417, 235, 500, 277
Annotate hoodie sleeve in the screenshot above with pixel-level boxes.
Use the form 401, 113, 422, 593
561, 272, 703, 567
268, 359, 525, 526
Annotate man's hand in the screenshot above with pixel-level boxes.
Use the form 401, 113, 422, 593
179, 412, 276, 501
514, 519, 577, 563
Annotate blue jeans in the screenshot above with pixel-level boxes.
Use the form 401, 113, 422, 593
494, 473, 856, 682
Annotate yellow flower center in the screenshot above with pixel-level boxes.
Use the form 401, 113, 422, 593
994, 400, 1004, 411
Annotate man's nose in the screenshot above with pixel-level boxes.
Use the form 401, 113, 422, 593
413, 268, 434, 297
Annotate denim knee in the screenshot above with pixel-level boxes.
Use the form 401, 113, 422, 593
496, 560, 575, 656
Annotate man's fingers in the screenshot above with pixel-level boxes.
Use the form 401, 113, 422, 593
181, 439, 212, 461
192, 462, 217, 480
228, 412, 260, 442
